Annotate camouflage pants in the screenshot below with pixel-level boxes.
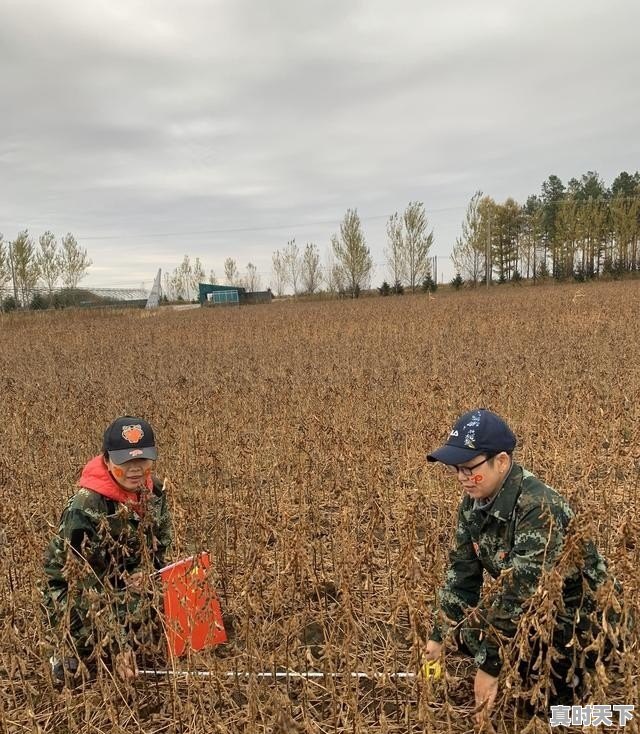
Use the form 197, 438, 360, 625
42, 584, 165, 666
456, 622, 617, 707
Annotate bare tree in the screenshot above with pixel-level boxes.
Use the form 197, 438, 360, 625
402, 201, 434, 292
167, 256, 191, 300
191, 257, 205, 300
60, 233, 91, 289
177, 255, 193, 299
452, 191, 486, 285
301, 243, 322, 294
224, 257, 239, 285
385, 212, 406, 292
209, 269, 217, 285
271, 249, 288, 296
331, 209, 372, 297
12, 230, 40, 305
245, 262, 261, 292
163, 271, 174, 300
37, 231, 62, 296
323, 247, 343, 295
283, 239, 301, 295
0, 235, 11, 294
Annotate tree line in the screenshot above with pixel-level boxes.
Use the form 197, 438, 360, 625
162, 203, 436, 301
0, 230, 92, 310
452, 170, 640, 284
11, 170, 635, 312
161, 256, 263, 301
269, 203, 434, 297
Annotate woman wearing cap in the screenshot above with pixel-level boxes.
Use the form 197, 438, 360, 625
43, 416, 172, 684
423, 409, 620, 723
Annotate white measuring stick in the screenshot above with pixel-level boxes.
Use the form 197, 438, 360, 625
139, 669, 418, 679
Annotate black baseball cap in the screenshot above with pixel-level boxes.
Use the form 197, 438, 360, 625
427, 409, 516, 465
103, 416, 158, 465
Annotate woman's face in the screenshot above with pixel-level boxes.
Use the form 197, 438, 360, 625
106, 457, 154, 492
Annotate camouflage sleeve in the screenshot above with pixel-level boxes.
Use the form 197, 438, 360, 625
431, 501, 483, 643
44, 502, 110, 590
465, 502, 564, 675
153, 488, 173, 570
63, 507, 114, 583
43, 500, 130, 652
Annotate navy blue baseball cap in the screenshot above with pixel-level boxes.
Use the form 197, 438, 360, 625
427, 409, 516, 465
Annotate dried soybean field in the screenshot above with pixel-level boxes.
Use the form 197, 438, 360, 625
1, 280, 639, 734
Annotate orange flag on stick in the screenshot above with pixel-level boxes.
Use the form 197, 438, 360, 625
159, 552, 227, 657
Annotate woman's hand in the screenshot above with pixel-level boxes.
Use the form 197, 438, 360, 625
115, 649, 138, 680
125, 571, 144, 592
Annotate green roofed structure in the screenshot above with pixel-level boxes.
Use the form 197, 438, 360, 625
198, 283, 272, 306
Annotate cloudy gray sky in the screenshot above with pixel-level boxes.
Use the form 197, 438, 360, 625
2, 0, 639, 290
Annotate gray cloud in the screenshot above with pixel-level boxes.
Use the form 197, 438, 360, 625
1, 0, 639, 287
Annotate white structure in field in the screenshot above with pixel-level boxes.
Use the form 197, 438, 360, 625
146, 269, 162, 309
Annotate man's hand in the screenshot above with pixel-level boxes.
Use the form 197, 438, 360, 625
115, 649, 138, 680
473, 669, 499, 729
424, 639, 442, 661
420, 639, 443, 680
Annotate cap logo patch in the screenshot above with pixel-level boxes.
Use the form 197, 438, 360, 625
129, 449, 144, 457
122, 424, 144, 444
449, 430, 459, 437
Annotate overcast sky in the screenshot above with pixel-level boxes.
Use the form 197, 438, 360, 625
2, 0, 639, 290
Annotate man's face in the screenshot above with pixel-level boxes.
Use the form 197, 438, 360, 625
446, 453, 509, 501
106, 457, 154, 492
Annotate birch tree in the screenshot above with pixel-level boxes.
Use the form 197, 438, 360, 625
271, 249, 288, 296
283, 239, 301, 295
301, 243, 322, 294
331, 209, 372, 297
191, 257, 205, 299
37, 231, 62, 295
0, 235, 11, 294
402, 201, 434, 292
60, 233, 91, 289
12, 230, 40, 305
245, 262, 261, 292
385, 212, 406, 291
452, 191, 486, 286
224, 258, 239, 285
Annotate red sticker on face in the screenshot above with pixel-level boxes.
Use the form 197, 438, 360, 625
471, 474, 484, 484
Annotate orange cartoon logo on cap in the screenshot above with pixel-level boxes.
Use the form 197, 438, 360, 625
122, 424, 144, 444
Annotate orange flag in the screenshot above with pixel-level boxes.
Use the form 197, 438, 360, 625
159, 552, 227, 657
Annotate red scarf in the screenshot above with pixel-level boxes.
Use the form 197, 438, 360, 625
78, 455, 152, 517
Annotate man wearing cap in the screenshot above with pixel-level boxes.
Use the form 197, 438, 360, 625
423, 409, 619, 721
43, 416, 172, 683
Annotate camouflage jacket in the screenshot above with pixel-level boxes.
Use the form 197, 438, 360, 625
43, 470, 172, 650
431, 463, 611, 675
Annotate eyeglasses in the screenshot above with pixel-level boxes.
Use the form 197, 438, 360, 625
445, 456, 493, 477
